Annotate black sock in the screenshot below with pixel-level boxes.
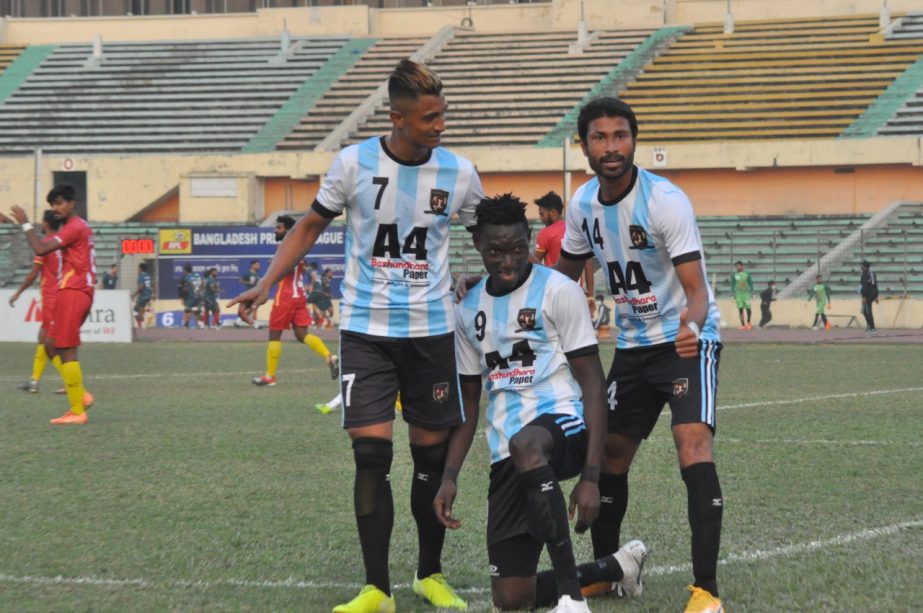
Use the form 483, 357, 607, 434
591, 472, 628, 559
535, 554, 624, 606
520, 465, 581, 602
353, 438, 394, 595
746, 308, 751, 324
682, 462, 723, 598
410, 442, 448, 579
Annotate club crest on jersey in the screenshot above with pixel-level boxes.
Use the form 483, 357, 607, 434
673, 378, 689, 397
427, 189, 450, 215
433, 382, 450, 403
629, 225, 653, 249
515, 308, 539, 332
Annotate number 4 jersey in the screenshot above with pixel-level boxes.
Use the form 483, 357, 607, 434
455, 265, 599, 463
314, 137, 484, 338
561, 166, 721, 349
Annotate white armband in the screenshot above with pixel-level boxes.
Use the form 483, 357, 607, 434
686, 321, 701, 340
21, 222, 33, 233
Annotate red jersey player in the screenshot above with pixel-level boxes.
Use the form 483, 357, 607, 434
10, 210, 62, 393
6, 185, 96, 424
250, 215, 339, 387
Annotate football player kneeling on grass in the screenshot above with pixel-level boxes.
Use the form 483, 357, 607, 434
436, 194, 648, 612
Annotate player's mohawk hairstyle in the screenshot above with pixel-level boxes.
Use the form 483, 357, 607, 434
388, 58, 442, 104
474, 193, 531, 237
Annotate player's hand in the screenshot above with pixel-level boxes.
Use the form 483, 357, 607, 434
568, 479, 600, 534
434, 480, 461, 530
453, 274, 482, 303
674, 308, 700, 359
227, 282, 270, 324
9, 292, 20, 306
8, 205, 29, 225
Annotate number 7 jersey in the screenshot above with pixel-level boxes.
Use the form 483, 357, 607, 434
561, 166, 721, 349
314, 137, 484, 338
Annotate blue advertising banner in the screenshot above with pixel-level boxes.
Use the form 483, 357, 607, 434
157, 225, 345, 300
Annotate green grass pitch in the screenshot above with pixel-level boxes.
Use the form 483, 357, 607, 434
1, 341, 921, 611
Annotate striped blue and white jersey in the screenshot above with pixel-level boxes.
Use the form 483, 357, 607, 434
455, 265, 598, 463
561, 166, 721, 349
314, 137, 484, 338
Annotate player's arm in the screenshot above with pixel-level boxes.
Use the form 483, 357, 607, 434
5, 206, 62, 256
674, 258, 709, 359
582, 260, 595, 297
553, 252, 589, 282
567, 350, 606, 533
434, 377, 481, 530
227, 210, 331, 314
8, 262, 41, 306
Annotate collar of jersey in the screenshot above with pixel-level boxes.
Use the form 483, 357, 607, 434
597, 165, 638, 206
380, 136, 432, 167
486, 263, 534, 297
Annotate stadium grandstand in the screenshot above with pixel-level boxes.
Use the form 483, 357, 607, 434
0, 0, 921, 331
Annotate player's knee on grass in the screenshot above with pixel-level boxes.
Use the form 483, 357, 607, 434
353, 438, 393, 517
491, 577, 536, 611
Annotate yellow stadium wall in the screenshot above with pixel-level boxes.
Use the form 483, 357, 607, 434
4, 0, 922, 44
656, 166, 923, 216
1, 137, 921, 223
262, 178, 320, 217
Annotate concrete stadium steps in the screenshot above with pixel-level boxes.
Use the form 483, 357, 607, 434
888, 12, 923, 40
619, 15, 923, 142
698, 215, 872, 291
277, 37, 426, 151
0, 44, 27, 75
0, 37, 349, 155
347, 29, 653, 148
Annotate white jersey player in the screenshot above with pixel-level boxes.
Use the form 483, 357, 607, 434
554, 98, 725, 613
229, 59, 481, 613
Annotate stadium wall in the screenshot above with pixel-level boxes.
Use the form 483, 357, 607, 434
715, 298, 923, 330
2, 137, 922, 222
3, 0, 922, 44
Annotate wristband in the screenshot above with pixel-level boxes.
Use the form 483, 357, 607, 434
21, 222, 33, 233
686, 321, 701, 340
580, 464, 600, 484
442, 466, 459, 484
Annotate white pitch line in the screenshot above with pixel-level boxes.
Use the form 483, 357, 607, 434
1, 519, 920, 595
0, 368, 326, 383
645, 518, 923, 577
721, 437, 923, 447
718, 386, 923, 411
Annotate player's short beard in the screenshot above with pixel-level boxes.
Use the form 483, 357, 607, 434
274, 231, 285, 242
591, 149, 635, 181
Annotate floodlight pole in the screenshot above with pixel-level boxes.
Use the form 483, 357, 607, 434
724, 0, 734, 34
33, 148, 42, 223
563, 137, 572, 202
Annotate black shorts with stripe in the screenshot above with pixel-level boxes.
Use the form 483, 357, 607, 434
339, 330, 463, 431
605, 340, 721, 440
486, 412, 588, 578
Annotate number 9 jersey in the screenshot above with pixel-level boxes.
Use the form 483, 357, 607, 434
455, 265, 599, 463
313, 136, 484, 338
